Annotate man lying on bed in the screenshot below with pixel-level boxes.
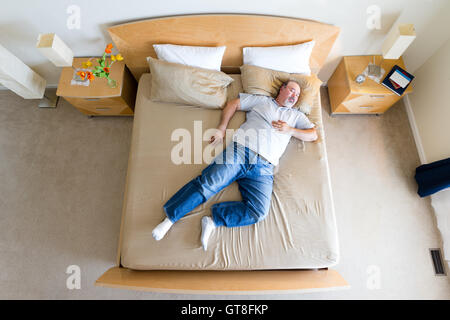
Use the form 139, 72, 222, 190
152, 80, 318, 250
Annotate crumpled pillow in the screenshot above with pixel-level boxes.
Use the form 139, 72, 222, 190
240, 64, 322, 114
147, 57, 234, 109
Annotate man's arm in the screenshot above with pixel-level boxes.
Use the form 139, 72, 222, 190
209, 98, 241, 145
271, 120, 318, 141
289, 127, 318, 141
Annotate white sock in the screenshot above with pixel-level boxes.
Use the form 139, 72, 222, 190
152, 217, 174, 241
201, 216, 216, 251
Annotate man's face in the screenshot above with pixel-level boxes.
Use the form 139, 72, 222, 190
277, 81, 301, 108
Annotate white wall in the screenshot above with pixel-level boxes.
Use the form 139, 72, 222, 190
407, 38, 450, 164
0, 0, 449, 87
405, 36, 450, 263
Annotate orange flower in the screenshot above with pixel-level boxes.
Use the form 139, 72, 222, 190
86, 71, 94, 81
105, 43, 113, 54
77, 71, 86, 80
103, 67, 110, 73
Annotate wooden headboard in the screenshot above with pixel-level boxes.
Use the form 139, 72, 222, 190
108, 14, 340, 81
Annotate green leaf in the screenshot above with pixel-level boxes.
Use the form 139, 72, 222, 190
107, 78, 117, 88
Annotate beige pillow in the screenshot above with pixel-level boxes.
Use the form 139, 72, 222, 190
147, 57, 234, 109
240, 64, 322, 114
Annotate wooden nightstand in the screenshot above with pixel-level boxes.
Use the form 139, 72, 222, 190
327, 55, 413, 115
56, 57, 137, 116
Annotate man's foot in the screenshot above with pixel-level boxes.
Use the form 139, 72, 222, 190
201, 216, 216, 251
152, 217, 174, 241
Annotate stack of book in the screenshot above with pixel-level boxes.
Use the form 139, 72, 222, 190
381, 65, 414, 96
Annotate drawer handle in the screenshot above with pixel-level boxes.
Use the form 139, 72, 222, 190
84, 98, 100, 101
359, 105, 374, 109
95, 107, 112, 110
369, 95, 384, 99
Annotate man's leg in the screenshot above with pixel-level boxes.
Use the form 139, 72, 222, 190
153, 144, 243, 241
210, 161, 274, 228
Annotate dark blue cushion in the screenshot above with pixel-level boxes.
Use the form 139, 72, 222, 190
414, 157, 450, 197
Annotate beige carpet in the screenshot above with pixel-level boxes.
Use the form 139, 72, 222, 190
0, 88, 448, 299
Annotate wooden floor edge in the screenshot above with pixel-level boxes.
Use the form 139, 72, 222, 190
95, 267, 349, 294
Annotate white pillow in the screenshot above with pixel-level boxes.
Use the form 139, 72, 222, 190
153, 44, 226, 71
243, 41, 315, 75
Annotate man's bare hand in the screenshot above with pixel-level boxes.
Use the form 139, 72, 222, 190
272, 120, 291, 134
209, 129, 225, 145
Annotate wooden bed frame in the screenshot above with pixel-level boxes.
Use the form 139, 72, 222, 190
95, 14, 349, 294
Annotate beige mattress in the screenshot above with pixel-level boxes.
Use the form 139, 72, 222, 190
119, 73, 339, 270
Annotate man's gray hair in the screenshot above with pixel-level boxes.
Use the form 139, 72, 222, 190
278, 79, 301, 95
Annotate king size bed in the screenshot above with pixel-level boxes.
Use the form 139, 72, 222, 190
95, 14, 348, 294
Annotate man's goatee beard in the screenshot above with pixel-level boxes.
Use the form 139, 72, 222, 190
284, 100, 295, 108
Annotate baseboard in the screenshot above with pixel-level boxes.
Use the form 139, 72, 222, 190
403, 95, 427, 164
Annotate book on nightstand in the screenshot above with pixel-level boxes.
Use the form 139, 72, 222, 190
381, 65, 414, 96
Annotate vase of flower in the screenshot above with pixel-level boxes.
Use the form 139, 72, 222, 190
75, 43, 123, 88
71, 68, 93, 87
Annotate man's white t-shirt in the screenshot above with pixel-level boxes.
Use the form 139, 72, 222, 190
232, 93, 314, 166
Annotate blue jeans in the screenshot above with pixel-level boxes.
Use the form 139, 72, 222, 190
163, 142, 274, 227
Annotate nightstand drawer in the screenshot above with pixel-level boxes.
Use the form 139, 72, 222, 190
64, 97, 132, 115
341, 94, 399, 113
